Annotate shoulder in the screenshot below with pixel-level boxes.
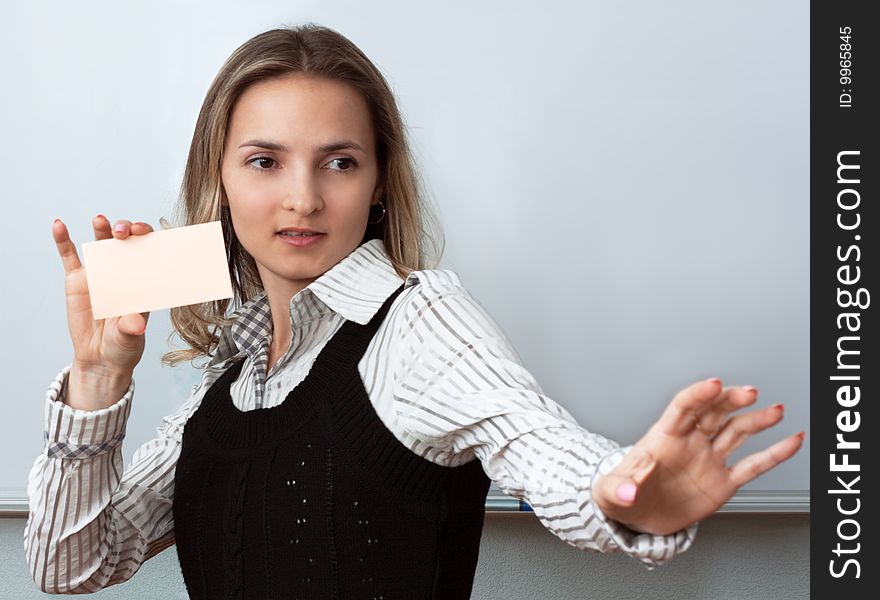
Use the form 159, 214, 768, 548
396, 267, 472, 314
403, 267, 464, 292
392, 267, 515, 349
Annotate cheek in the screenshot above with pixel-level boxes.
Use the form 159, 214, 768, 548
227, 203, 268, 247
345, 200, 370, 220
319, 194, 367, 223
227, 189, 273, 223
222, 167, 268, 208
339, 205, 372, 234
226, 209, 249, 247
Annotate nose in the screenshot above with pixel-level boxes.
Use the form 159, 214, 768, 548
281, 170, 324, 215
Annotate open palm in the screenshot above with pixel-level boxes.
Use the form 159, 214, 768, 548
592, 378, 804, 535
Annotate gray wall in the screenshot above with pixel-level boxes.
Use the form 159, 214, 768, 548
2, 0, 809, 497
2, 514, 809, 599
2, 0, 810, 597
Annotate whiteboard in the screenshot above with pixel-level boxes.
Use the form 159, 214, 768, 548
0, 0, 808, 509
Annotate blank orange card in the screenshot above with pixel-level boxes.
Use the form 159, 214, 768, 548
81, 221, 233, 319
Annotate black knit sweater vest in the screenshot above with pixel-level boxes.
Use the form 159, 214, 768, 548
172, 283, 491, 600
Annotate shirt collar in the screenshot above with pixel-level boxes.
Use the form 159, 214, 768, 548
210, 238, 405, 367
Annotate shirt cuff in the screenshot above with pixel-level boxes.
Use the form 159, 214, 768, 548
43, 363, 134, 459
588, 445, 699, 569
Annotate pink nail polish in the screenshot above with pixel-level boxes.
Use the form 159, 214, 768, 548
114, 224, 126, 233
617, 483, 637, 503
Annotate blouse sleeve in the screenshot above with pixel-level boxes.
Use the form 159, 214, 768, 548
24, 363, 204, 593
390, 277, 697, 569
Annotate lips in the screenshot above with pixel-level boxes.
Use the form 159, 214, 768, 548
278, 227, 323, 235
277, 231, 325, 247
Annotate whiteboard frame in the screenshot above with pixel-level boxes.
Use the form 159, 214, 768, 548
0, 490, 809, 517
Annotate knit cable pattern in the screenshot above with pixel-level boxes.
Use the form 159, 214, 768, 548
224, 461, 250, 599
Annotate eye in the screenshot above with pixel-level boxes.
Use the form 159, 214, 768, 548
246, 156, 278, 171
245, 155, 358, 173
326, 157, 357, 172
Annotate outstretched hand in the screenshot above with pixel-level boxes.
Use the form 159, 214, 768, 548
592, 378, 804, 535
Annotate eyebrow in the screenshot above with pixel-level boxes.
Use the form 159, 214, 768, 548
238, 139, 366, 154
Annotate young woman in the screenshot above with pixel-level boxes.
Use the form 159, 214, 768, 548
26, 24, 803, 599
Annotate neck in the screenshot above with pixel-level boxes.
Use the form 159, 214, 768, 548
266, 293, 293, 359
260, 274, 315, 360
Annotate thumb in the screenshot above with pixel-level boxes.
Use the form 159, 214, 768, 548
596, 450, 658, 510
117, 312, 147, 336
596, 474, 640, 509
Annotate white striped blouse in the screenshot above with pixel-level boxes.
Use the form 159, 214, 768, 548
25, 238, 697, 594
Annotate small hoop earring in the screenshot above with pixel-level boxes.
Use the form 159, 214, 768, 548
367, 200, 386, 224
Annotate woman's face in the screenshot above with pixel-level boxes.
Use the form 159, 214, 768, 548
221, 74, 382, 300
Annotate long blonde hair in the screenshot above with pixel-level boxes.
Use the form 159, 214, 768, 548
160, 23, 443, 368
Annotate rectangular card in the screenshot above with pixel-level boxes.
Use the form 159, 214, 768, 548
81, 220, 233, 319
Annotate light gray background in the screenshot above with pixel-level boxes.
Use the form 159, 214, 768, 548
0, 0, 809, 598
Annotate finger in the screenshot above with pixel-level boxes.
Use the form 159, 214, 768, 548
696, 386, 759, 436
713, 403, 785, 457
130, 221, 155, 236
52, 219, 83, 274
729, 432, 805, 488
597, 448, 658, 510
625, 448, 658, 486
92, 214, 113, 241
595, 473, 640, 511
118, 313, 148, 336
112, 219, 133, 239
657, 378, 724, 436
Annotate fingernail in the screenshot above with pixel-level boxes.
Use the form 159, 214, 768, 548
95, 214, 106, 221
53, 219, 60, 225
772, 403, 784, 412
743, 385, 758, 394
114, 224, 126, 233
617, 483, 637, 503
798, 431, 806, 440
705, 377, 721, 385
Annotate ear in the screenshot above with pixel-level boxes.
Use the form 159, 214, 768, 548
372, 183, 384, 204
